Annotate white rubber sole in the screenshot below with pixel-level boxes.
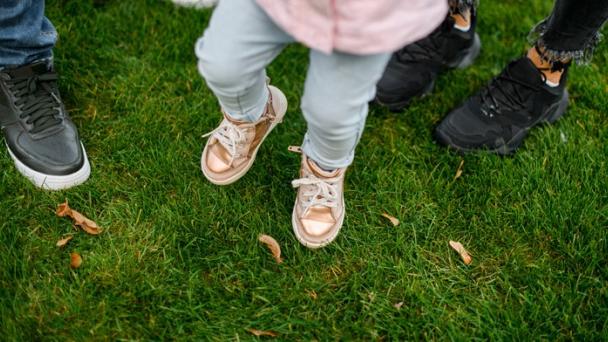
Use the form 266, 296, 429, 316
291, 200, 345, 249
201, 86, 288, 185
7, 142, 91, 190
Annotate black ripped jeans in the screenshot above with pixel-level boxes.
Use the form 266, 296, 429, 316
450, 0, 608, 64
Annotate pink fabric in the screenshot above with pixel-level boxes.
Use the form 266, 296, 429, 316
255, 0, 449, 55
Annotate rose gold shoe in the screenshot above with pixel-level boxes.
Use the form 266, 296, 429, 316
201, 85, 287, 185
291, 150, 346, 249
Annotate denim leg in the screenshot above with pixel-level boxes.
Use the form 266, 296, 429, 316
0, 0, 56, 68
529, 0, 608, 64
301, 51, 391, 170
195, 0, 293, 122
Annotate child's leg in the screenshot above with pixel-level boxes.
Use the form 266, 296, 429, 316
291, 51, 390, 249
300, 51, 391, 170
195, 0, 293, 122
197, 0, 293, 185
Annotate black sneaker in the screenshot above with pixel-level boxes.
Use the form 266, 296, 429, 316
0, 61, 90, 189
375, 10, 481, 111
434, 57, 569, 155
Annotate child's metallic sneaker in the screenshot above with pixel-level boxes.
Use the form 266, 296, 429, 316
292, 152, 346, 249
201, 85, 287, 185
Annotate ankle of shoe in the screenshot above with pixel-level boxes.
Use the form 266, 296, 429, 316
220, 86, 270, 123
527, 46, 567, 86
307, 157, 338, 176
451, 7, 471, 32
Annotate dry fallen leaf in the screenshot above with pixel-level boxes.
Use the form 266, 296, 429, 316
70, 211, 102, 235
56, 200, 102, 235
381, 212, 399, 226
454, 159, 465, 180
56, 201, 71, 217
56, 235, 73, 248
258, 234, 283, 264
70, 252, 82, 269
393, 302, 404, 310
449, 240, 472, 265
306, 289, 318, 300
246, 328, 278, 337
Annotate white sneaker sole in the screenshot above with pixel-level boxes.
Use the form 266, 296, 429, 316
7, 142, 91, 190
201, 85, 288, 185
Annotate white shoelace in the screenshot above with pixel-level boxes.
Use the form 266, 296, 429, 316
292, 175, 340, 215
202, 120, 254, 166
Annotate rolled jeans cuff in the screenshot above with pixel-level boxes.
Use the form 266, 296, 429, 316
528, 18, 604, 65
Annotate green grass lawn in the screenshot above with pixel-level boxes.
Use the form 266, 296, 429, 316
1, 0, 607, 339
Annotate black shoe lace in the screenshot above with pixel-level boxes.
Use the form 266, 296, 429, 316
479, 63, 543, 118
3, 70, 63, 133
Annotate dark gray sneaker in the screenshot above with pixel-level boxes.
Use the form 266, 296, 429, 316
376, 10, 481, 112
435, 57, 569, 155
0, 61, 90, 190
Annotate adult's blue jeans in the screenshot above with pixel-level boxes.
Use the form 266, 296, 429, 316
0, 0, 56, 68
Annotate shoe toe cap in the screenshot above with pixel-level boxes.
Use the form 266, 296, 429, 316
205, 143, 232, 173
301, 218, 335, 237
296, 206, 338, 242
12, 125, 85, 175
436, 101, 498, 148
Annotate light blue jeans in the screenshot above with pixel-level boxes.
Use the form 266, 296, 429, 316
0, 0, 56, 68
195, 0, 390, 170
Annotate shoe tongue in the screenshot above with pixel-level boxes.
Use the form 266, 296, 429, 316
508, 57, 544, 84
7, 62, 49, 78
223, 111, 256, 126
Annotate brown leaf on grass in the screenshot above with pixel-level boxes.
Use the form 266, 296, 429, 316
56, 201, 71, 217
449, 240, 472, 265
381, 212, 399, 226
70, 252, 82, 269
454, 159, 465, 180
56, 235, 73, 248
393, 302, 404, 310
70, 211, 102, 235
56, 200, 102, 235
258, 234, 283, 264
246, 328, 278, 337
306, 289, 318, 300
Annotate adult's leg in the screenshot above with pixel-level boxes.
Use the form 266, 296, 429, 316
435, 0, 608, 155
526, 0, 608, 85
0, 0, 56, 67
0, 0, 90, 189
530, 0, 608, 65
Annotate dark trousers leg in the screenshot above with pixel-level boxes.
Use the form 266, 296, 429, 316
530, 0, 608, 63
